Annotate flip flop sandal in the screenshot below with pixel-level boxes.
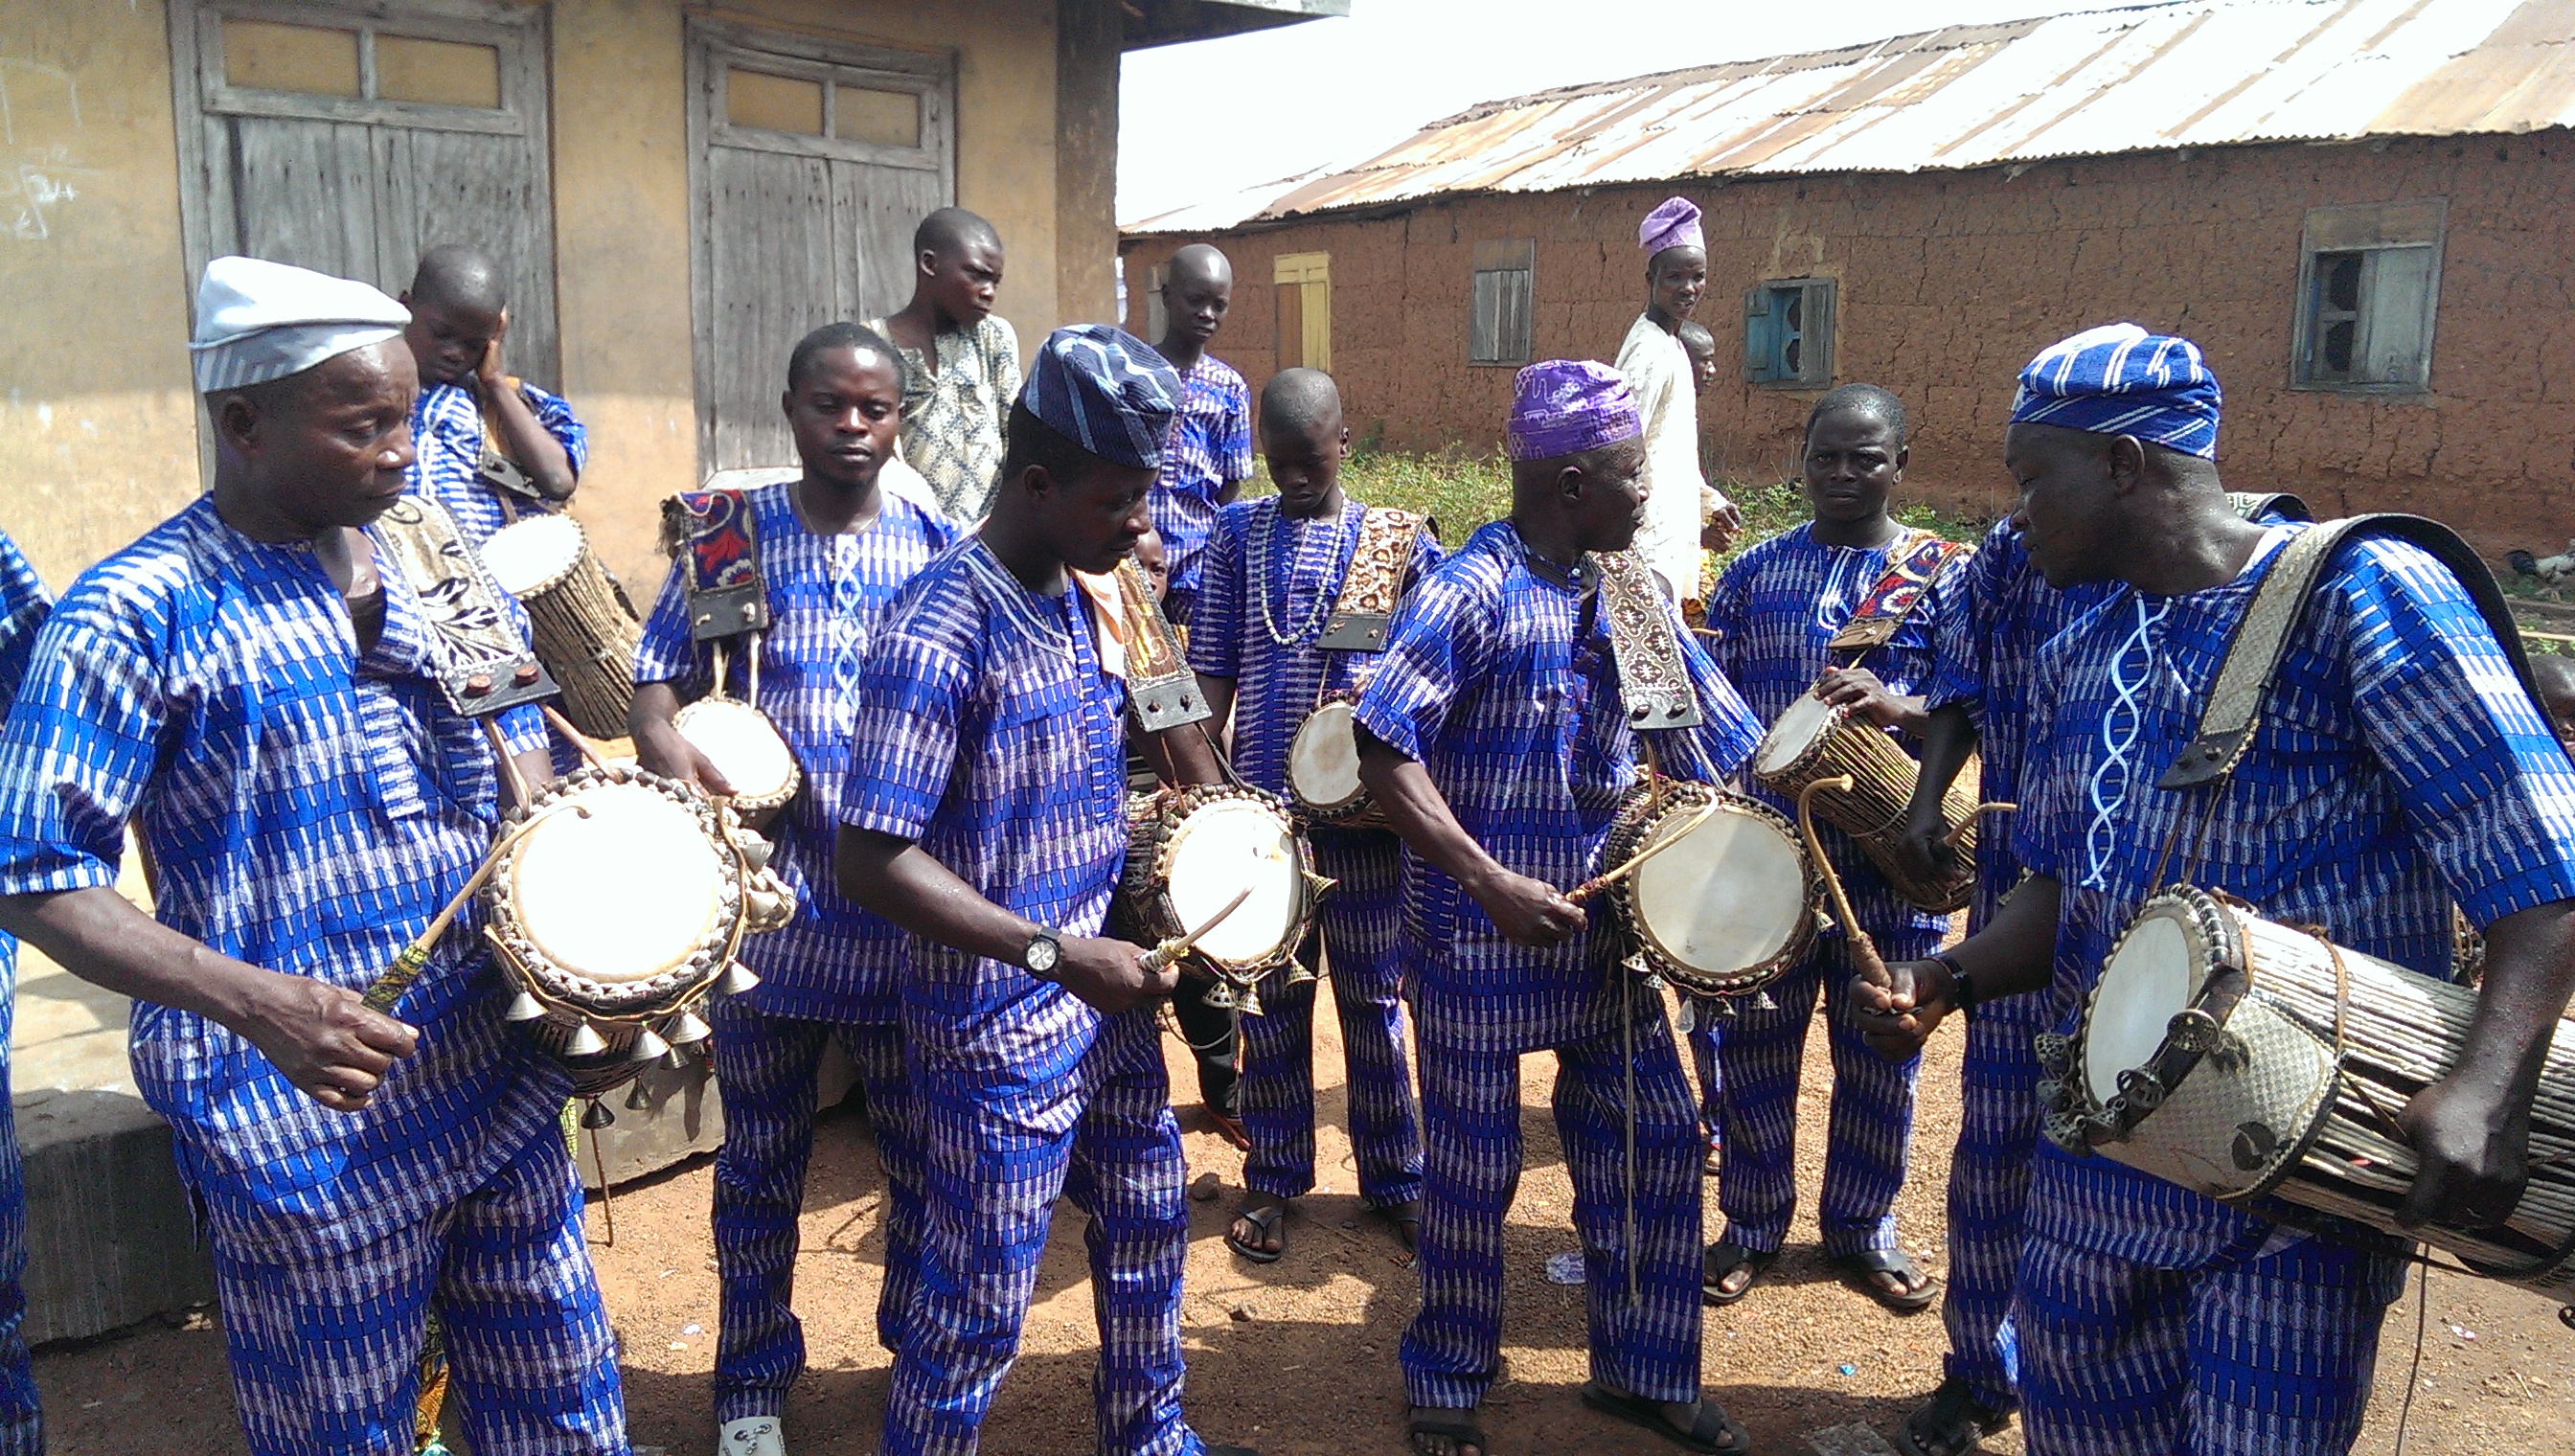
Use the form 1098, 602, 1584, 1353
1406, 1408, 1488, 1456
1829, 1247, 1940, 1312
1225, 1198, 1288, 1263
1208, 1108, 1253, 1151
1901, 1376, 2015, 1456
1375, 1201, 1422, 1253
1580, 1382, 1751, 1454
1700, 1240, 1777, 1307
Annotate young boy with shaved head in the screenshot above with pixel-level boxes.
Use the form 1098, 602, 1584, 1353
399, 242, 587, 544
870, 207, 1020, 520
1188, 368, 1435, 1264
1148, 243, 1254, 626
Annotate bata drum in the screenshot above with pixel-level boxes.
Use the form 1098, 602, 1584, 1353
1600, 781, 1818, 999
1119, 785, 1323, 1015
673, 697, 801, 817
1285, 693, 1381, 830
482, 513, 642, 740
1751, 690, 1980, 912
482, 765, 792, 1098
2053, 886, 2575, 1293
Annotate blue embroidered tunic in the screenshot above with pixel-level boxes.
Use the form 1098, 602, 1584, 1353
635, 483, 959, 1025
1353, 521, 1764, 1054
1149, 356, 1254, 600
2015, 525, 2575, 1266
405, 377, 590, 546
0, 498, 559, 1254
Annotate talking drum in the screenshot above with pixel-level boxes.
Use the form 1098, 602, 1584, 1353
673, 697, 801, 817
2050, 886, 2575, 1293
482, 513, 642, 740
1119, 785, 1324, 1016
1601, 781, 1818, 999
482, 765, 792, 1099
1751, 691, 1979, 912
1285, 694, 1382, 830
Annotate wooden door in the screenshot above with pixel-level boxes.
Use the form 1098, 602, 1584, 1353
689, 20, 954, 473
171, 1, 561, 389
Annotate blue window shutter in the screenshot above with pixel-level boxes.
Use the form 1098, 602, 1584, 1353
1743, 285, 1771, 382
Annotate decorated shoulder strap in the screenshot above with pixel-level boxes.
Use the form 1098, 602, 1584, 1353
1315, 507, 1435, 652
1099, 556, 1212, 732
369, 494, 557, 717
2159, 513, 2552, 790
1828, 528, 1970, 654
2227, 490, 2313, 524
1593, 549, 1703, 731
659, 489, 769, 642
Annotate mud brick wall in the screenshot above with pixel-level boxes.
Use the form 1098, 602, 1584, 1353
1125, 131, 2575, 554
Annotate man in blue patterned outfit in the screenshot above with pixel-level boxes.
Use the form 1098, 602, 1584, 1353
1857, 324, 2575, 1456
1696, 383, 1967, 1313
0, 532, 48, 1454
1148, 244, 1255, 627
1188, 368, 1435, 1263
834, 326, 1259, 1456
399, 244, 588, 545
0, 257, 625, 1454
1355, 360, 1762, 1456
632, 322, 960, 1456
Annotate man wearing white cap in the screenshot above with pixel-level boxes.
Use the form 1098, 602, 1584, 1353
1614, 196, 1740, 603
0, 257, 627, 1454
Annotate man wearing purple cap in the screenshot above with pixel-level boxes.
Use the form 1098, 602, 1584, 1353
836, 325, 1260, 1456
1615, 196, 1740, 604
1354, 360, 1762, 1456
1857, 325, 2575, 1456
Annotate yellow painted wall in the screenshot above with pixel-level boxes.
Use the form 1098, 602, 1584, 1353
0, 0, 200, 593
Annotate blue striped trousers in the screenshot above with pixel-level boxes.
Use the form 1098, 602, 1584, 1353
1401, 1005, 1704, 1410
0, 939, 37, 1455
881, 1006, 1204, 1456
1698, 930, 1936, 1258
709, 1000, 920, 1422
1939, 995, 2053, 1410
1239, 830, 1423, 1210
210, 1113, 627, 1455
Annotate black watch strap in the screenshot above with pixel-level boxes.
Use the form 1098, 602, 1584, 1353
1931, 950, 1974, 1013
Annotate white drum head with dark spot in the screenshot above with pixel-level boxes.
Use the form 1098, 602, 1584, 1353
1288, 700, 1363, 811
1164, 799, 1301, 969
2088, 910, 2200, 1107
1631, 803, 1807, 979
676, 699, 798, 804
510, 782, 727, 984
1754, 693, 1837, 778
481, 514, 586, 596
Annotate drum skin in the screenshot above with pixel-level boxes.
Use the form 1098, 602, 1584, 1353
1603, 780, 1819, 999
674, 697, 802, 814
482, 514, 641, 740
1117, 784, 1322, 1010
1751, 689, 1979, 913
1287, 694, 1387, 830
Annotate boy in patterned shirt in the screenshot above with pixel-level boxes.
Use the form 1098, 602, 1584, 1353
632, 323, 959, 1456
1148, 244, 1255, 626
399, 244, 586, 544
835, 326, 1258, 1456
870, 208, 1021, 521
1189, 369, 1436, 1263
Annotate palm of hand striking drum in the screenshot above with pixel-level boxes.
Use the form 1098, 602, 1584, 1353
1605, 781, 1819, 998
1119, 785, 1325, 1015
1752, 690, 1980, 912
673, 697, 802, 815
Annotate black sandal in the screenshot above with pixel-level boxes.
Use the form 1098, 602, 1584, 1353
1828, 1247, 1939, 1312
1580, 1382, 1750, 1454
1406, 1407, 1487, 1456
1225, 1197, 1288, 1263
1376, 1199, 1422, 1253
1700, 1240, 1776, 1306
1901, 1376, 2013, 1456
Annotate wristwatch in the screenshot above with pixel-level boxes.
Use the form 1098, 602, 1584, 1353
1021, 928, 1063, 980
1930, 950, 1976, 1016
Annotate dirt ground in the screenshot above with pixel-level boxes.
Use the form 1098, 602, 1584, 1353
34, 981, 2575, 1455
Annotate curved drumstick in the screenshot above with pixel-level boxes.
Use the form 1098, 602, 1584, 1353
1569, 796, 1720, 905
1139, 885, 1255, 975
361, 802, 590, 1013
1798, 776, 1894, 990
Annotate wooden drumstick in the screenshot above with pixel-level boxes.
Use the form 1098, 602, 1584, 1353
1139, 885, 1255, 975
1569, 797, 1720, 905
1797, 776, 1894, 990
360, 802, 588, 1013
539, 703, 619, 774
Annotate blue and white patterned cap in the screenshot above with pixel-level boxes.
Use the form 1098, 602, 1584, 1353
2008, 322, 2222, 460
1021, 325, 1182, 472
189, 256, 410, 394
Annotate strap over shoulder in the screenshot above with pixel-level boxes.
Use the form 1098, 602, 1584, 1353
660, 488, 769, 642
370, 493, 557, 717
2159, 512, 2552, 789
1096, 555, 1211, 731
1315, 506, 1436, 652
1594, 548, 1703, 731
1828, 528, 1971, 654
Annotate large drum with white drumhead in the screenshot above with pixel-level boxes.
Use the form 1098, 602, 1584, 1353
1751, 688, 1979, 912
482, 513, 641, 739
1602, 781, 1818, 999
1286, 694, 1382, 830
1118, 785, 1322, 1015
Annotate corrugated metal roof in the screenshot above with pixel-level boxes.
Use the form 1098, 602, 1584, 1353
1132, 0, 2575, 232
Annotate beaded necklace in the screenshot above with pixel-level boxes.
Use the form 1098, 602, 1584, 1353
1251, 499, 1356, 647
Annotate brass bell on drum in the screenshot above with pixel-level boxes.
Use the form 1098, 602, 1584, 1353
628, 1026, 672, 1062
562, 1021, 609, 1058
733, 831, 775, 872
715, 960, 762, 996
664, 1010, 713, 1045
745, 885, 786, 925
505, 989, 547, 1023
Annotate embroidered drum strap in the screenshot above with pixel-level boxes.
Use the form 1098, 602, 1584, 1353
370, 494, 558, 717
2226, 490, 2314, 524
1315, 507, 1433, 652
1593, 548, 1703, 731
2160, 513, 2557, 789
1100, 556, 1213, 732
660, 489, 770, 641
1826, 529, 1970, 654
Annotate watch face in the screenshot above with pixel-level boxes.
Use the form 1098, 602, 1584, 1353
1026, 935, 1060, 973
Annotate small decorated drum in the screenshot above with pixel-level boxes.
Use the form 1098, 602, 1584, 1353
673, 697, 801, 816
1285, 693, 1382, 830
1118, 784, 1324, 1016
2052, 886, 2575, 1293
482, 513, 642, 740
482, 764, 793, 1098
1751, 689, 1978, 913
1602, 781, 1818, 999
